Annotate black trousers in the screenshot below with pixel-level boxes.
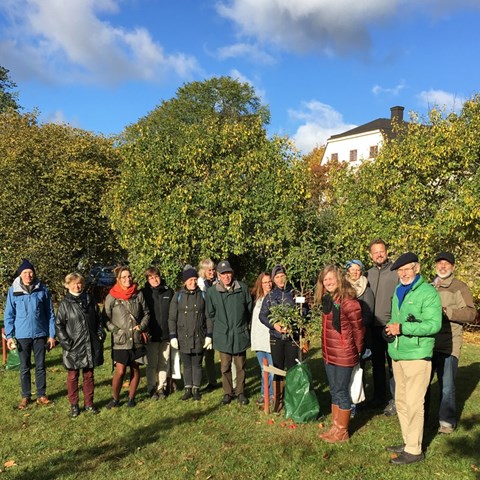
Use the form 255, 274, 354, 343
180, 352, 203, 388
371, 326, 394, 401
270, 336, 299, 381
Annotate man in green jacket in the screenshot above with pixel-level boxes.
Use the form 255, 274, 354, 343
206, 260, 253, 406
384, 252, 441, 465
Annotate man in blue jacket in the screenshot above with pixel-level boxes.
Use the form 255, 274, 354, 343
4, 259, 56, 409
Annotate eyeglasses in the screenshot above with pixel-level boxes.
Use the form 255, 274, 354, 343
397, 265, 416, 274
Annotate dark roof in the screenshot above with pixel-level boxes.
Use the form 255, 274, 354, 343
329, 118, 394, 140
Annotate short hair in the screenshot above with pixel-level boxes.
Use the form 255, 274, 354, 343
198, 258, 215, 279
251, 272, 271, 300
314, 265, 356, 305
64, 272, 85, 288
369, 238, 388, 251
114, 265, 131, 280
144, 266, 161, 278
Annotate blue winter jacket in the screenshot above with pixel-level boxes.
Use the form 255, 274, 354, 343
3, 277, 56, 340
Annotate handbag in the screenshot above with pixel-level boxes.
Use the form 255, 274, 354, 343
170, 348, 182, 380
349, 363, 365, 404
140, 331, 151, 345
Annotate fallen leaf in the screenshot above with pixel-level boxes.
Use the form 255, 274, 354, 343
472, 464, 479, 472
4, 460, 17, 468
318, 423, 324, 429
323, 452, 330, 459
267, 418, 275, 424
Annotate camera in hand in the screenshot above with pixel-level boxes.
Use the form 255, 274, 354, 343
406, 314, 421, 323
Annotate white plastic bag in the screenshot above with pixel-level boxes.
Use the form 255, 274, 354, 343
349, 364, 365, 404
171, 348, 182, 380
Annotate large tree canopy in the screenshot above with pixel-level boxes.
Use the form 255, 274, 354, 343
0, 111, 122, 296
329, 96, 480, 298
107, 76, 321, 287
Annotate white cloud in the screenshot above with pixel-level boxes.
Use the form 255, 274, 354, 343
45, 109, 81, 129
217, 43, 276, 65
217, 0, 480, 56
372, 80, 406, 96
417, 89, 466, 112
288, 101, 356, 153
0, 0, 200, 85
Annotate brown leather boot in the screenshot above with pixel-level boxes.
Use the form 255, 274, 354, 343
273, 380, 284, 413
319, 405, 338, 441
322, 406, 350, 443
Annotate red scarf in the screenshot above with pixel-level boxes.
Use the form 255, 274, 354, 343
109, 283, 138, 300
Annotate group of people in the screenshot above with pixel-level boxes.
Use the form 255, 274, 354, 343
3, 240, 476, 466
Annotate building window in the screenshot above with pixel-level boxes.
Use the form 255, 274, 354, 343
331, 153, 338, 161
370, 145, 378, 158
349, 149, 357, 163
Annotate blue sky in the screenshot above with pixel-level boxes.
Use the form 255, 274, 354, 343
1, 0, 480, 153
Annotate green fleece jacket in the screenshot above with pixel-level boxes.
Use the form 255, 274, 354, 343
387, 276, 442, 361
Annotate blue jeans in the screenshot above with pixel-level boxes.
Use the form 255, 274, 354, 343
256, 351, 273, 398
431, 352, 458, 427
17, 337, 47, 398
324, 361, 353, 410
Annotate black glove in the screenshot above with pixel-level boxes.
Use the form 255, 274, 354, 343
382, 327, 396, 343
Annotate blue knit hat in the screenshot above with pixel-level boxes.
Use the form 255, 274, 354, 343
345, 259, 364, 271
17, 258, 36, 275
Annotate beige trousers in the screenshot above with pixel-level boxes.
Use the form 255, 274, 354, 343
392, 359, 432, 455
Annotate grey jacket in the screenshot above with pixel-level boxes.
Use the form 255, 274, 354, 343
103, 291, 150, 350
366, 261, 398, 327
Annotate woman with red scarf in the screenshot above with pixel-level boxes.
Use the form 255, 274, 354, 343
315, 265, 364, 443
103, 266, 149, 408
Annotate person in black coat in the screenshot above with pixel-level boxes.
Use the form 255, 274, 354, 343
56, 273, 105, 417
141, 266, 174, 399
168, 268, 212, 401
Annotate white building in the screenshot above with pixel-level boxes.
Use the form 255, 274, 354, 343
322, 106, 405, 166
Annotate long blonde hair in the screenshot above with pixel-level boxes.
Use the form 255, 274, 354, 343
251, 272, 271, 300
314, 265, 356, 305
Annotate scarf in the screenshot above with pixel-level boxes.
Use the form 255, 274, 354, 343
109, 282, 138, 301
396, 275, 420, 308
348, 275, 368, 298
322, 293, 341, 334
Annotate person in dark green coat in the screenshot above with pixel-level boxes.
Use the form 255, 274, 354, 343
206, 260, 253, 406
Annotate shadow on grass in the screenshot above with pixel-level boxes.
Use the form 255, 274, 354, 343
423, 361, 480, 451
11, 403, 221, 480
444, 415, 480, 479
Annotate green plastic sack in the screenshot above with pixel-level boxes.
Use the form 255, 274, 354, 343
284, 362, 320, 423
6, 347, 20, 371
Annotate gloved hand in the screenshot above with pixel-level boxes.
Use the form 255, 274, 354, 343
382, 327, 396, 343
203, 337, 213, 350
170, 338, 179, 350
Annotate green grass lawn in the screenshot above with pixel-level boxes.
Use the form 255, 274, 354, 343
1, 339, 479, 480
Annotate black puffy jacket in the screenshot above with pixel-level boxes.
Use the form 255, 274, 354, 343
55, 292, 105, 370
141, 283, 174, 342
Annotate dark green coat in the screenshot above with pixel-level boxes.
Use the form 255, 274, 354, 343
206, 280, 253, 354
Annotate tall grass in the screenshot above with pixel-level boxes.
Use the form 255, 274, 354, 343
0, 339, 479, 479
